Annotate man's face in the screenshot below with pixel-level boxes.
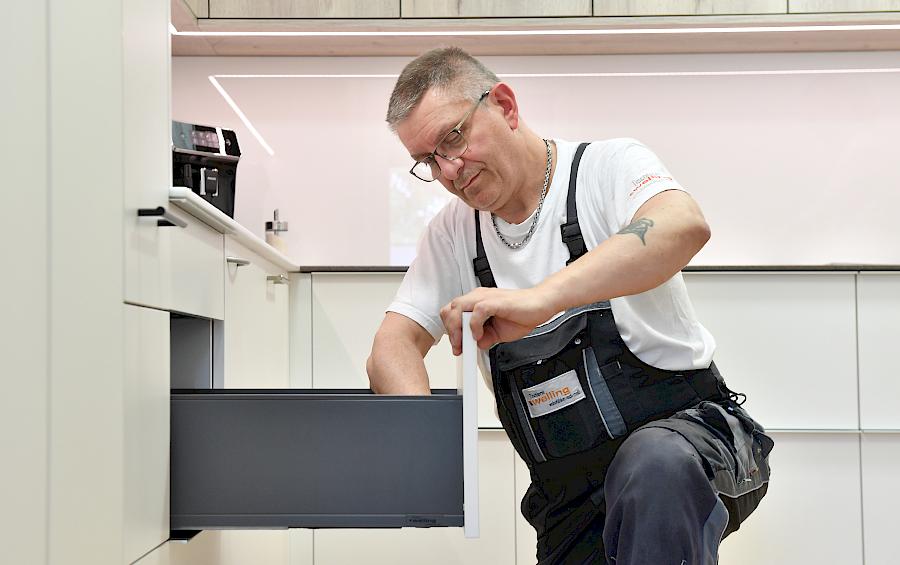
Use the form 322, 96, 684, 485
396, 87, 514, 212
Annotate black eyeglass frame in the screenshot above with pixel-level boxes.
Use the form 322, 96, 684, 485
408, 89, 491, 182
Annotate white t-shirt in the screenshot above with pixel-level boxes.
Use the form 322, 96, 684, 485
387, 138, 716, 383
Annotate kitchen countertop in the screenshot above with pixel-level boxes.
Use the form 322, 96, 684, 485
169, 187, 300, 272
295, 265, 900, 273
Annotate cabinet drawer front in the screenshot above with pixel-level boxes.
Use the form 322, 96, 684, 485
124, 305, 170, 564
165, 212, 225, 319
171, 390, 463, 531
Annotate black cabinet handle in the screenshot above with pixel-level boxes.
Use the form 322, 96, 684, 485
137, 206, 187, 228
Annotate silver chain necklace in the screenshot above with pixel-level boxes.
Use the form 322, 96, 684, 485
492, 138, 552, 250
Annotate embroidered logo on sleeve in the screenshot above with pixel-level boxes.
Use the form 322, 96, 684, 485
628, 174, 674, 198
522, 370, 585, 418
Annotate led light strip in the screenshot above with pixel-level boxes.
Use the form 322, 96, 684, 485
208, 76, 275, 156
211, 68, 900, 80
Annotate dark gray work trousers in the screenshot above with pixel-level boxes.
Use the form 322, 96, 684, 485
544, 425, 768, 565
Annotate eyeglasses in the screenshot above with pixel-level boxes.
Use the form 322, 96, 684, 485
409, 89, 491, 182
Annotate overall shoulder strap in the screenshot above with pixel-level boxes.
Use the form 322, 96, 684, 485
561, 142, 590, 265
472, 141, 591, 286
473, 210, 496, 288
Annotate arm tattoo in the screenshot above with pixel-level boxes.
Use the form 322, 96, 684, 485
617, 218, 654, 245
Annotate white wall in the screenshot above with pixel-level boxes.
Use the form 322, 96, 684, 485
173, 51, 900, 267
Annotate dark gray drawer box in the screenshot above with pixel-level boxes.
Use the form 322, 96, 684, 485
170, 389, 464, 533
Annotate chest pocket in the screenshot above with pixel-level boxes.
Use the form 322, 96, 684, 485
494, 308, 628, 461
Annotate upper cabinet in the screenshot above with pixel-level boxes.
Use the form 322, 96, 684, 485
402, 0, 590, 18
173, 0, 900, 56
789, 0, 900, 12
209, 0, 399, 18
594, 0, 786, 16
188, 0, 900, 20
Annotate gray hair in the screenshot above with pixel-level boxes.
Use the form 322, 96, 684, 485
386, 47, 500, 130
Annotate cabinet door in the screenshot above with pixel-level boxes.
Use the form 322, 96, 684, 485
314, 430, 516, 565
593, 0, 785, 16
402, 0, 589, 17
164, 210, 226, 320
310, 272, 502, 428
519, 433, 863, 564
861, 433, 900, 565
134, 530, 314, 565
123, 0, 171, 309
857, 273, 900, 430
124, 304, 170, 564
718, 432, 862, 565
224, 238, 290, 388
514, 455, 538, 565
790, 0, 900, 12
684, 273, 858, 430
209, 0, 398, 18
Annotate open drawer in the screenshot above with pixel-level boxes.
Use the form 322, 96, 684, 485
171, 389, 465, 532
171, 313, 481, 539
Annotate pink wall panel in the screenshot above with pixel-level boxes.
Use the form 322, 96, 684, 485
172, 52, 900, 266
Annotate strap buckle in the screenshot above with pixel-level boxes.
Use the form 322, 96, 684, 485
561, 220, 586, 264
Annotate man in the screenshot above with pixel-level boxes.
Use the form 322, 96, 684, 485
367, 47, 772, 565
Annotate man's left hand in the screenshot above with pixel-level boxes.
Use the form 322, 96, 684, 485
440, 287, 558, 354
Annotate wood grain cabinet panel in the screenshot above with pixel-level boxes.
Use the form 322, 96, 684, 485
209, 0, 399, 18
790, 0, 900, 12
594, 0, 786, 16
402, 0, 590, 18
181, 0, 209, 18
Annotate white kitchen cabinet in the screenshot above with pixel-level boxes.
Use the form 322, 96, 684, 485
136, 525, 313, 565
514, 455, 538, 565
124, 305, 171, 564
684, 272, 858, 430
861, 433, 900, 565
161, 209, 226, 320
224, 237, 290, 388
857, 273, 900, 430
519, 432, 863, 564
123, 0, 172, 310
314, 430, 515, 565
718, 432, 863, 565
309, 272, 502, 428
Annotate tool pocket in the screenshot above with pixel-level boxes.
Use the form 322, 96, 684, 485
494, 312, 628, 461
599, 351, 702, 427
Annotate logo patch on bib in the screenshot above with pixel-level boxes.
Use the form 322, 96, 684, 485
522, 370, 584, 418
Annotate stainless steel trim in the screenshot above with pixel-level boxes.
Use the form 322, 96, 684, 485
267, 274, 289, 285
226, 256, 250, 267
172, 146, 240, 162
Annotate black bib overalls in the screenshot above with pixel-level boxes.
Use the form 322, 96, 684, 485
473, 143, 773, 564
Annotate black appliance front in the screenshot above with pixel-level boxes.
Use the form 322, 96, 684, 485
170, 389, 464, 533
172, 121, 240, 218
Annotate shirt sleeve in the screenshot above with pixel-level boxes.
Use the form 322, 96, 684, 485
386, 206, 464, 343
588, 138, 687, 233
